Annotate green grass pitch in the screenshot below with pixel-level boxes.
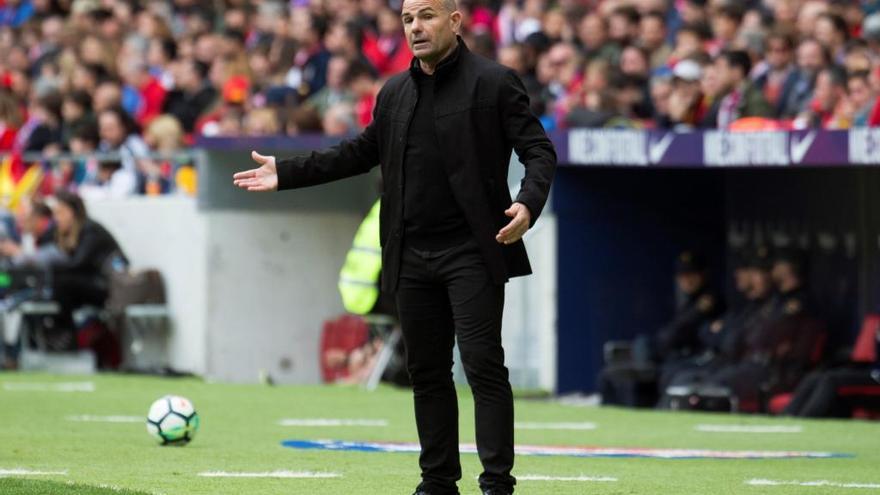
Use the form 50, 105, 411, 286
1, 373, 878, 494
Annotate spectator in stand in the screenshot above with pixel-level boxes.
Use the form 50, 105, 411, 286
286, 105, 323, 136
95, 106, 147, 196
576, 13, 615, 64
639, 11, 672, 71
322, 102, 357, 136
780, 38, 830, 119
19, 91, 63, 153
846, 71, 876, 127
753, 30, 800, 119
608, 6, 641, 49
343, 59, 379, 129
795, 65, 849, 129
146, 37, 177, 90
0, 93, 21, 152
670, 23, 710, 65
325, 19, 378, 76
362, 7, 411, 77
707, 50, 772, 129
163, 59, 217, 133
797, 1, 830, 40
305, 56, 354, 119
708, 4, 744, 57
680, 0, 709, 26
815, 13, 850, 64
60, 90, 94, 149
657, 58, 707, 129
119, 60, 167, 127
243, 107, 281, 136
286, 7, 331, 98
93, 78, 124, 114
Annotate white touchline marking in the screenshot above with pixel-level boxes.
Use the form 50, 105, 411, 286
66, 415, 143, 423
519, 475, 618, 482
746, 479, 880, 489
515, 422, 597, 430
277, 418, 388, 427
197, 470, 341, 479
2, 382, 95, 392
0, 468, 68, 477
696, 424, 803, 433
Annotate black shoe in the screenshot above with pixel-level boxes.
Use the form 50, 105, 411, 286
482, 489, 513, 495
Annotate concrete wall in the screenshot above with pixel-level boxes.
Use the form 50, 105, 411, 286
501, 214, 557, 391
203, 210, 359, 383
86, 197, 362, 382
87, 197, 209, 374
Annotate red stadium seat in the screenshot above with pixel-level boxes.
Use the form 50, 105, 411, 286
769, 314, 880, 416
320, 314, 370, 383
851, 314, 879, 363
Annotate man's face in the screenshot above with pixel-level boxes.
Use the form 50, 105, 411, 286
797, 41, 824, 74
767, 38, 792, 70
848, 77, 873, 109
814, 71, 842, 111
400, 0, 460, 66
639, 17, 665, 50
676, 272, 704, 295
578, 14, 605, 49
746, 268, 772, 299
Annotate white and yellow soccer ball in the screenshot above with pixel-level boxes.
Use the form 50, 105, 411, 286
146, 395, 200, 445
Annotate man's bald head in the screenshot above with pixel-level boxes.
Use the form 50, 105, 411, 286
440, 0, 456, 14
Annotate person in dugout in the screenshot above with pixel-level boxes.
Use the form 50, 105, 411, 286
599, 250, 724, 407
660, 246, 783, 406
681, 247, 819, 410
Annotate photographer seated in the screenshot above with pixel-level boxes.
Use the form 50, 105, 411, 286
0, 197, 66, 369
0, 196, 63, 268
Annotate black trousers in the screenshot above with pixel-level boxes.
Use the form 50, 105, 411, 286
784, 367, 880, 417
396, 238, 514, 494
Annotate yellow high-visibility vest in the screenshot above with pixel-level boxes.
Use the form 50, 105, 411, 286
338, 199, 382, 315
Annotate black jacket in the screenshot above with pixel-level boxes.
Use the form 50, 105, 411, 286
52, 220, 127, 280
277, 38, 556, 291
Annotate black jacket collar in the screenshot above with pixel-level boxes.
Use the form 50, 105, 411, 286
409, 36, 466, 81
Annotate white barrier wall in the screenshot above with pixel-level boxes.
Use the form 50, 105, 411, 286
87, 193, 557, 390
87, 197, 209, 374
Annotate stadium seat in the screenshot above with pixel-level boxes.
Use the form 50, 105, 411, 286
18, 301, 97, 373
320, 314, 370, 383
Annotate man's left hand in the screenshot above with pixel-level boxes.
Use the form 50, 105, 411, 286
496, 202, 531, 245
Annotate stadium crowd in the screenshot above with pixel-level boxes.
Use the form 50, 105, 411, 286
1, 0, 880, 195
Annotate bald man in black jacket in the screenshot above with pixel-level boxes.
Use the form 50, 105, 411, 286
234, 1, 555, 493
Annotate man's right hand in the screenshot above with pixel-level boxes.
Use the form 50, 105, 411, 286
233, 151, 278, 192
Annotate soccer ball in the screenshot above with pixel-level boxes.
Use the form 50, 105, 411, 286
146, 395, 200, 445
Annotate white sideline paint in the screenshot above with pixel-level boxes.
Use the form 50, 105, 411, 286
515, 422, 598, 430
277, 418, 388, 427
696, 424, 803, 433
519, 475, 617, 482
0, 468, 68, 477
198, 470, 341, 479
66, 415, 143, 423
746, 479, 880, 489
2, 382, 95, 392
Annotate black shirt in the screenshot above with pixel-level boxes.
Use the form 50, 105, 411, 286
402, 63, 471, 250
